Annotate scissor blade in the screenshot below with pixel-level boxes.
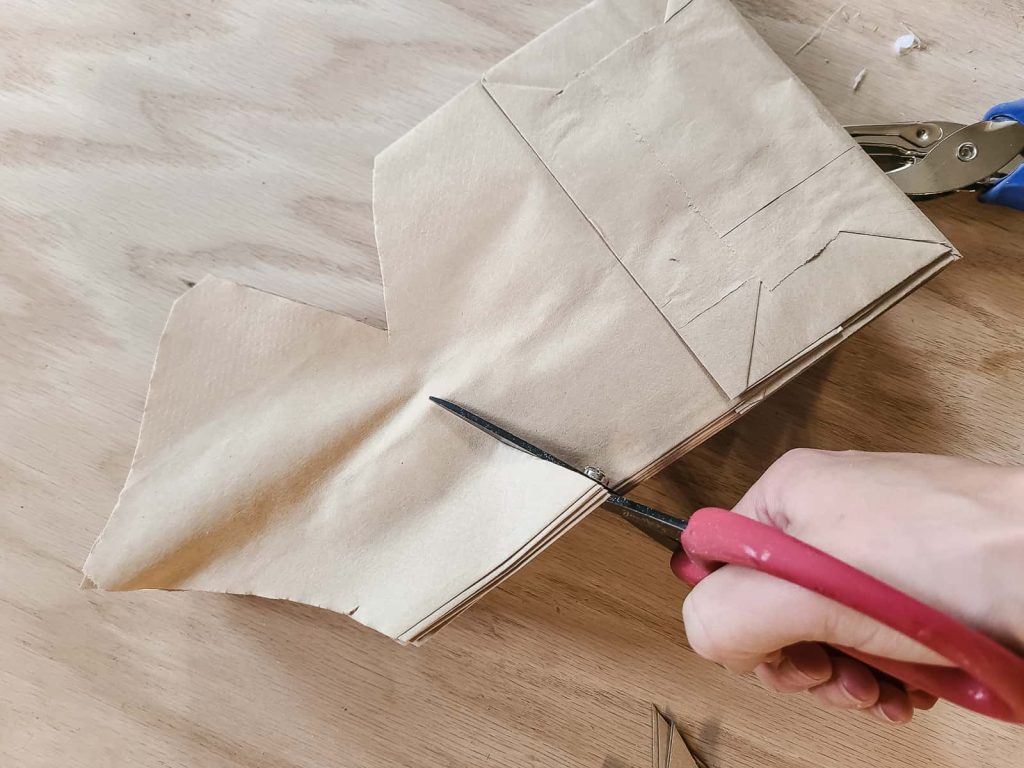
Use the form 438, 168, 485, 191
607, 495, 687, 551
428, 396, 577, 472
430, 395, 689, 551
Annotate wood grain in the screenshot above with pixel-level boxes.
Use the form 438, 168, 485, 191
2, 1, 1022, 766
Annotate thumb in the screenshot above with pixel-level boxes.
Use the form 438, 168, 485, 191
681, 562, 948, 673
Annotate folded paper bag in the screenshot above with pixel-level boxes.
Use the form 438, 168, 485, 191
84, 0, 956, 643
483, 0, 951, 396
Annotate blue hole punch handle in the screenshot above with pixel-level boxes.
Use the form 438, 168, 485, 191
979, 98, 1024, 211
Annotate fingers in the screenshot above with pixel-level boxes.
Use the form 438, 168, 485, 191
807, 659, 918, 724
869, 681, 915, 724
686, 447, 967, 725
682, 564, 946, 669
753, 642, 832, 692
754, 647, 876, 709
808, 655, 879, 710
757, 648, 919, 724
729, 447, 823, 528
908, 689, 939, 710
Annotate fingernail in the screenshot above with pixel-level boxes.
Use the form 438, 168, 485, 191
873, 701, 912, 724
840, 676, 875, 707
781, 656, 826, 687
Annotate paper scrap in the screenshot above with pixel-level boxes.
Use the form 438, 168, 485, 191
852, 67, 867, 91
652, 706, 704, 768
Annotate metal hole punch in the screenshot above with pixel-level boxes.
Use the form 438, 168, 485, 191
846, 98, 1024, 208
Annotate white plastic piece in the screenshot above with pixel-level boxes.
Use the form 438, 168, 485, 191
894, 33, 921, 55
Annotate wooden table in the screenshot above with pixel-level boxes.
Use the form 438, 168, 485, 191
3, 1, 1022, 765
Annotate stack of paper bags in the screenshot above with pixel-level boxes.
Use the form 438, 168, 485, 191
84, 0, 956, 643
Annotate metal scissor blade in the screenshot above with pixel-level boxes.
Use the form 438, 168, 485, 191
607, 495, 687, 551
428, 396, 577, 472
430, 395, 689, 550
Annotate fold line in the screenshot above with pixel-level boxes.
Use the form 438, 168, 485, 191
744, 281, 763, 392
678, 278, 748, 326
719, 145, 857, 238
479, 80, 720, 391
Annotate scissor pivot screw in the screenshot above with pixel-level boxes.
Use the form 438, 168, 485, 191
916, 128, 930, 141
583, 466, 609, 486
956, 142, 979, 162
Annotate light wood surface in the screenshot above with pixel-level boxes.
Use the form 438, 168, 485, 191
2, 1, 1022, 765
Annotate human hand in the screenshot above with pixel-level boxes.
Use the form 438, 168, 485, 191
681, 450, 1024, 723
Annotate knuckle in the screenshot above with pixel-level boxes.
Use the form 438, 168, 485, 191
771, 448, 828, 477
752, 449, 832, 527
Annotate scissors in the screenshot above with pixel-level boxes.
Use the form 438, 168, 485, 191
429, 396, 1024, 723
847, 98, 1024, 210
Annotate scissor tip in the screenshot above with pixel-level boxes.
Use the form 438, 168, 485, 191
428, 395, 459, 412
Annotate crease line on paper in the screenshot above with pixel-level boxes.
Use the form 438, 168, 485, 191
108, 392, 410, 591
720, 145, 857, 238
477, 80, 717, 379
673, 277, 746, 320
744, 281, 763, 391
478, 83, 648, 302
481, 79, 732, 397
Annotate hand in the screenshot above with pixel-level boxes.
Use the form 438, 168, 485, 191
681, 449, 1024, 724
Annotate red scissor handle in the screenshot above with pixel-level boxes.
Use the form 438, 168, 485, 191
670, 507, 1024, 723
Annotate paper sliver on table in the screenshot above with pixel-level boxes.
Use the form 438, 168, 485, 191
83, 0, 957, 643
652, 706, 703, 768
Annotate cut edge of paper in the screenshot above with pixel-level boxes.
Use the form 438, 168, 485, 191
678, 233, 952, 399
80, 278, 209, 579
